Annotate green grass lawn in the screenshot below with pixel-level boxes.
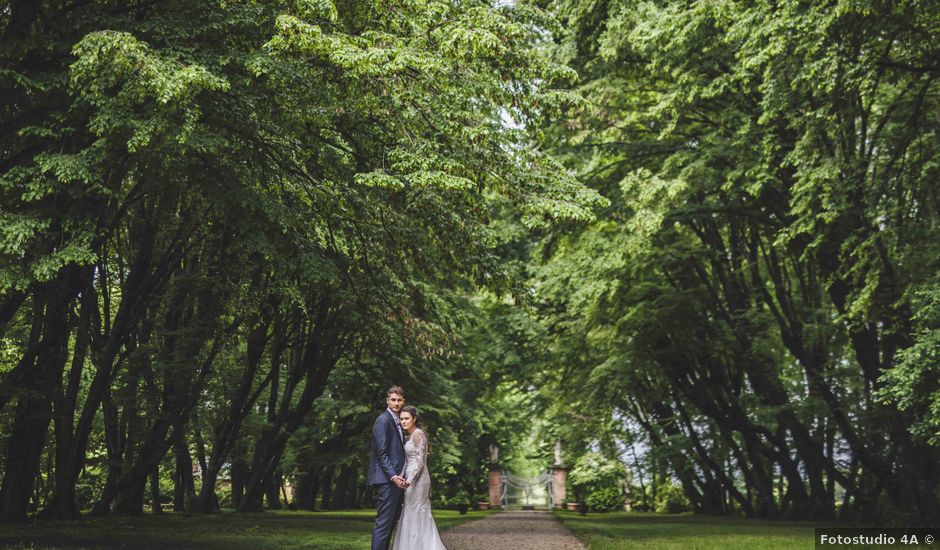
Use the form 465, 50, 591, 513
555, 511, 824, 550
0, 509, 493, 549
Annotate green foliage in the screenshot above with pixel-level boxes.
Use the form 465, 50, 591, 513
585, 486, 624, 513
0, 0, 604, 520
570, 452, 626, 512
4, 0, 937, 525
534, 0, 940, 522
653, 482, 690, 515
880, 278, 940, 445
434, 488, 470, 511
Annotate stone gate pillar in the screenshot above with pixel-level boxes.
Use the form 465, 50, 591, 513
551, 466, 567, 509
551, 438, 567, 508
488, 466, 502, 508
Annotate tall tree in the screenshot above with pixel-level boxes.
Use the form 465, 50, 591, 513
1, 0, 602, 520
535, 0, 940, 522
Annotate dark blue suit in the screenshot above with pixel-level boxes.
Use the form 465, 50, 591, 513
368, 410, 406, 550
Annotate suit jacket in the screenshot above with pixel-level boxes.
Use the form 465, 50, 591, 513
367, 409, 406, 485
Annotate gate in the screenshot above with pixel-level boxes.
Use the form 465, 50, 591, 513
499, 471, 554, 509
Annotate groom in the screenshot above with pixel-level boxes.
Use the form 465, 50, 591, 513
368, 385, 410, 550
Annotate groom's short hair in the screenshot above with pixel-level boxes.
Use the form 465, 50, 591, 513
387, 385, 404, 398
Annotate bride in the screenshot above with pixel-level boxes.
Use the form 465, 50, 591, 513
391, 406, 447, 550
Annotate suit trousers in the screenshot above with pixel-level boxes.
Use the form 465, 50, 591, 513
372, 482, 405, 550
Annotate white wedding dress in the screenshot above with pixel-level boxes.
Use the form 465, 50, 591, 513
391, 429, 447, 550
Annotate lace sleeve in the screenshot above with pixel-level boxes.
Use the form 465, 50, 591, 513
406, 429, 428, 484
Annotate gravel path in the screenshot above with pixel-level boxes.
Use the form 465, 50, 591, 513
441, 510, 587, 550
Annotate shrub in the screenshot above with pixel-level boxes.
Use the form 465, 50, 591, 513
217, 486, 233, 509
569, 452, 628, 513
654, 482, 690, 514
586, 486, 623, 512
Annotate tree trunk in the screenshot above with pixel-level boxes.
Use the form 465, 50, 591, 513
237, 312, 341, 512
331, 467, 355, 510
231, 458, 248, 510
265, 471, 282, 510
292, 469, 320, 510
194, 307, 278, 514
174, 432, 196, 512
320, 467, 335, 510
150, 466, 162, 514
0, 277, 75, 521
195, 468, 221, 514
39, 284, 93, 520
